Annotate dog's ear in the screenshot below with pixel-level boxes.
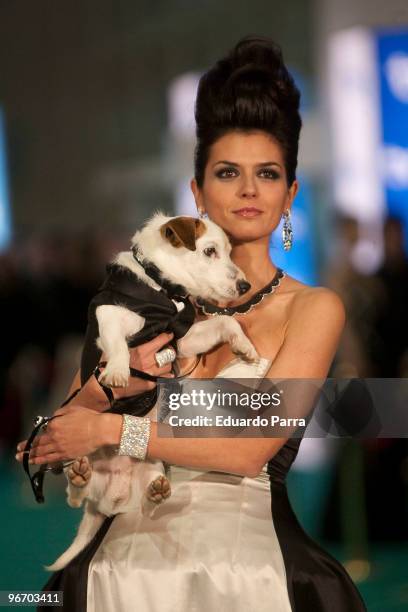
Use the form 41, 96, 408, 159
160, 217, 206, 251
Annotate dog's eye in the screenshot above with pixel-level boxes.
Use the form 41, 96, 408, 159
203, 247, 217, 257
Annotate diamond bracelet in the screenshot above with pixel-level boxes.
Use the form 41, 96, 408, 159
117, 415, 151, 460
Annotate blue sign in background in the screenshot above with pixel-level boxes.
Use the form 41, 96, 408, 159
270, 70, 318, 286
377, 29, 408, 253
0, 109, 12, 251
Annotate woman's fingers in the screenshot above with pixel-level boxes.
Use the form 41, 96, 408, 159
129, 333, 176, 376
28, 442, 63, 464
145, 361, 175, 379
156, 363, 174, 377
20, 408, 104, 464
128, 333, 173, 368
15, 448, 29, 462
16, 439, 28, 454
101, 333, 176, 381
15, 407, 89, 462
146, 333, 175, 356
15, 411, 65, 457
16, 433, 47, 452
15, 432, 51, 461
30, 451, 63, 465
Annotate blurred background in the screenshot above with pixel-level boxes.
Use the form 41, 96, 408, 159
0, 1, 408, 610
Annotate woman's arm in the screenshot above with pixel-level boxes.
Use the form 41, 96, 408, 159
102, 287, 346, 477
18, 289, 345, 476
58, 368, 109, 413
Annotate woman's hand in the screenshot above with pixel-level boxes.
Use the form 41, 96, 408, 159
126, 331, 176, 387
14, 331, 177, 463
101, 332, 176, 399
15, 405, 121, 465
57, 332, 177, 412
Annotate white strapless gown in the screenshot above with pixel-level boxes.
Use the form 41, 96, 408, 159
41, 359, 367, 611
86, 357, 293, 612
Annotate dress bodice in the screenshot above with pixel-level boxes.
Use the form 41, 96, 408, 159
214, 356, 273, 379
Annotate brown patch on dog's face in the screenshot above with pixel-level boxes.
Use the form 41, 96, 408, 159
160, 217, 206, 251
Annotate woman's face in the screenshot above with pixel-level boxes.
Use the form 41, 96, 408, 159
191, 130, 298, 243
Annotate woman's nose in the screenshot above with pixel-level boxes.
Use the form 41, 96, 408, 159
239, 176, 257, 198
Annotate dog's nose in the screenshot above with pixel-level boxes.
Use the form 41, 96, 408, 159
237, 280, 251, 295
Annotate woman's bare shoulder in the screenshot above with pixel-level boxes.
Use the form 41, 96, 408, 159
262, 274, 346, 378
280, 274, 345, 321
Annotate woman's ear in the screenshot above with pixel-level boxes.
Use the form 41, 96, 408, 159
287, 179, 299, 206
190, 178, 202, 209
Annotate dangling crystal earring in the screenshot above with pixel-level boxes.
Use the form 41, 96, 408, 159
282, 209, 293, 251
198, 209, 208, 219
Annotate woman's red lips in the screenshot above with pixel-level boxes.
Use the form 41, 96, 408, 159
233, 207, 263, 217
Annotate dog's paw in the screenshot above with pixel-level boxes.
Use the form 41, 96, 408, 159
230, 334, 259, 362
146, 475, 171, 504
98, 361, 130, 388
67, 457, 92, 488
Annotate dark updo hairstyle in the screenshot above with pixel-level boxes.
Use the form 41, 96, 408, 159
194, 35, 302, 187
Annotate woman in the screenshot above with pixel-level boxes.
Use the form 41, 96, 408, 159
16, 35, 367, 611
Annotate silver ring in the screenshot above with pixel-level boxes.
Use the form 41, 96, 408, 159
155, 347, 177, 368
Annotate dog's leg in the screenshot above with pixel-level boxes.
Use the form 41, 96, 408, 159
145, 472, 171, 503
133, 459, 171, 517
65, 457, 92, 508
177, 316, 259, 361
96, 305, 145, 387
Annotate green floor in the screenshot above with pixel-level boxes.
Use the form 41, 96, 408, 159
1, 456, 407, 611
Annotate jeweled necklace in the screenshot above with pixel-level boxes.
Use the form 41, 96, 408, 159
194, 267, 285, 317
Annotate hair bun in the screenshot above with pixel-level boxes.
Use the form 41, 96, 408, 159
231, 36, 284, 75
224, 64, 273, 99
226, 63, 272, 86
224, 36, 299, 109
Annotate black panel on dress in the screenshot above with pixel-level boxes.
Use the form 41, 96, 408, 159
267, 439, 367, 611
38, 517, 115, 612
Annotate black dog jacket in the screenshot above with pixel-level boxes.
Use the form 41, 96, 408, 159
80, 263, 195, 414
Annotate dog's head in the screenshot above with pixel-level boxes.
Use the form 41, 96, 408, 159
132, 212, 250, 302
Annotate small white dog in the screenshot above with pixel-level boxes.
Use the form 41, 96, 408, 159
46, 212, 259, 571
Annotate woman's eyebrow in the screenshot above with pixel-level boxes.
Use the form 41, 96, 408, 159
212, 160, 282, 169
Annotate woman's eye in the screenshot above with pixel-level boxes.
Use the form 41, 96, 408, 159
204, 247, 217, 257
215, 167, 237, 179
215, 167, 280, 180
259, 168, 280, 179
